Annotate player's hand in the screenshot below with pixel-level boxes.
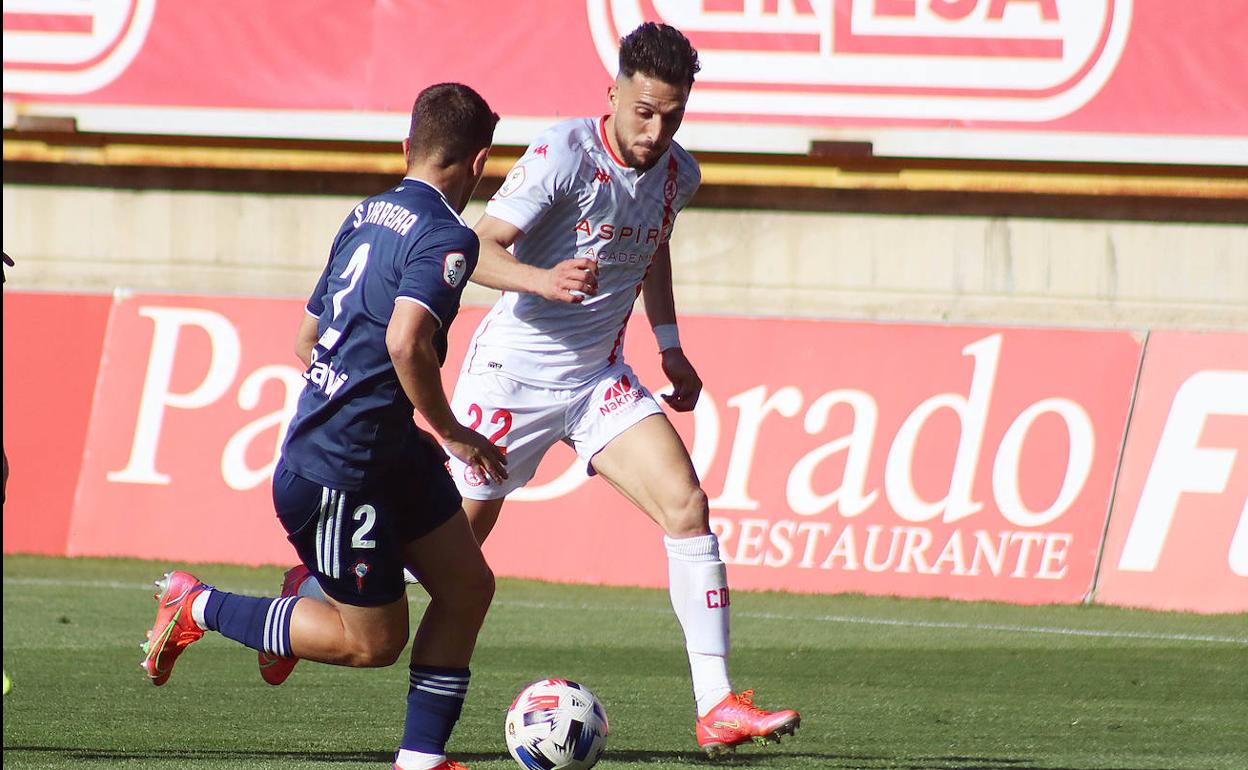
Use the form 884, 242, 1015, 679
539, 257, 599, 303
660, 348, 702, 412
443, 425, 508, 485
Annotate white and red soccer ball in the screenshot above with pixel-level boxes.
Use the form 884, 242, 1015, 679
504, 678, 609, 770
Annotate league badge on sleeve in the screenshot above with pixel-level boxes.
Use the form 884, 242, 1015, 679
496, 165, 526, 198
443, 252, 468, 287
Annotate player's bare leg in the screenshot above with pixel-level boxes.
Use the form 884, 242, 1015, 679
403, 509, 495, 667
591, 413, 799, 755
461, 497, 508, 545
285, 594, 409, 667
589, 413, 706, 536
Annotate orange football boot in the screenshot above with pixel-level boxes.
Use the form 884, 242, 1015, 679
140, 570, 209, 686
695, 689, 800, 757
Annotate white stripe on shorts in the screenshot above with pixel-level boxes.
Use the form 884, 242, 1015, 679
332, 491, 346, 578
317, 489, 344, 579
314, 487, 330, 575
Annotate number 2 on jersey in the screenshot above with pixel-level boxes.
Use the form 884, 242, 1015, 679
317, 243, 370, 353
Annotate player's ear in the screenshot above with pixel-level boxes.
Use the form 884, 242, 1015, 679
401, 137, 412, 165
471, 146, 490, 177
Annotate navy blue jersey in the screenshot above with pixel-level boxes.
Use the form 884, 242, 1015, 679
281, 179, 478, 490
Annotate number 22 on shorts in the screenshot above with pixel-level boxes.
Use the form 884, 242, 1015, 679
466, 403, 511, 454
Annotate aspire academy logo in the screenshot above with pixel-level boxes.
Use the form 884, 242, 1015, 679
3, 0, 157, 95
586, 0, 1132, 122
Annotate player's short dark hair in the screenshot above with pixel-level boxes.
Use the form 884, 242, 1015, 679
618, 22, 700, 89
407, 83, 499, 166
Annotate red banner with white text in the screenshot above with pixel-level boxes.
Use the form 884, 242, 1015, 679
490, 316, 1144, 605
11, 290, 1248, 612
65, 294, 305, 565
15, 291, 1143, 607
1094, 332, 1248, 614
4, 1, 1245, 163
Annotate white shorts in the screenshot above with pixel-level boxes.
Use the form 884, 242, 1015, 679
447, 361, 664, 500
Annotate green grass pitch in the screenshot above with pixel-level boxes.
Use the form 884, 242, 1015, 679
3, 554, 1246, 769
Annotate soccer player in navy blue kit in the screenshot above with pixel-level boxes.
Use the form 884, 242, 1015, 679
139, 83, 507, 770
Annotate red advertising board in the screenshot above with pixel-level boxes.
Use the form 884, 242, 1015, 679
3, 1, 1245, 163
52, 291, 1143, 606
66, 293, 307, 565
1094, 332, 1248, 614
1, 291, 112, 555
492, 318, 1143, 604
22, 291, 1248, 613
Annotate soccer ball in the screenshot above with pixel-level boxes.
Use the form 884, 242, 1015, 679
504, 678, 609, 770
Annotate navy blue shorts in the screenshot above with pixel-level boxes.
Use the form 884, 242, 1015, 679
271, 438, 461, 607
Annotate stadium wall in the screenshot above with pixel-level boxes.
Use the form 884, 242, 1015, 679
3, 184, 1247, 331
3, 291, 1245, 614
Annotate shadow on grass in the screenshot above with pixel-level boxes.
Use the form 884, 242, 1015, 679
2, 745, 1154, 769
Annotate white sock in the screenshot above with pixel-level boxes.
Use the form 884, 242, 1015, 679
689, 652, 733, 716
665, 534, 733, 716
394, 749, 446, 770
190, 590, 211, 631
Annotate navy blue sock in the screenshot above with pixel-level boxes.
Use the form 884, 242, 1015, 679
203, 590, 297, 657
401, 665, 470, 753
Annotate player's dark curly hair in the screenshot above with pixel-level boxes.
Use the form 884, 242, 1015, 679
408, 83, 499, 167
618, 22, 700, 88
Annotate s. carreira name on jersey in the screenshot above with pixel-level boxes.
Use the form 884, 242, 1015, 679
353, 200, 419, 236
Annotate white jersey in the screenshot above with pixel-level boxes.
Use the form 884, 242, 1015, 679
465, 116, 701, 387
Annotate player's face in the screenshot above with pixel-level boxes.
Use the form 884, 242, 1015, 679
609, 73, 688, 171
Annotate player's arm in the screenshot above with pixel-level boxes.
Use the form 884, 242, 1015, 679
642, 242, 702, 412
294, 312, 319, 367
386, 300, 507, 483
471, 214, 598, 303
297, 231, 341, 366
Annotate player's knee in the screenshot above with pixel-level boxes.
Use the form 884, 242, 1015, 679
460, 562, 496, 618
661, 485, 709, 538
344, 627, 408, 667
424, 559, 494, 619
351, 637, 407, 668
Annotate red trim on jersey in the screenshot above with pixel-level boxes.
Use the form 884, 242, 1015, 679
607, 303, 634, 365
659, 154, 679, 239
608, 155, 680, 365
598, 115, 629, 170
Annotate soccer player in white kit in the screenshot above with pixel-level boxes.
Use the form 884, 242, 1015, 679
448, 23, 800, 756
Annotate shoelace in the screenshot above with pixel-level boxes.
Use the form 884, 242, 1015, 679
733, 689, 769, 715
